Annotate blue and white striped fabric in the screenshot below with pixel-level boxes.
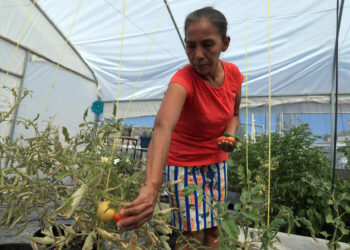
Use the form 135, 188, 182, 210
165, 161, 227, 232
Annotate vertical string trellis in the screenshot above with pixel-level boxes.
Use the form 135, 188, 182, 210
244, 0, 250, 194
38, 0, 83, 124
109, 0, 127, 163
266, 0, 272, 227
1, 0, 83, 125
108, 0, 170, 161
106, 1, 169, 190
119, 0, 169, 129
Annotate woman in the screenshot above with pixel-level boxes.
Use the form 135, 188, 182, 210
118, 7, 243, 249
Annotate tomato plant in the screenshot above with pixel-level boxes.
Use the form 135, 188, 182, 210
228, 124, 350, 245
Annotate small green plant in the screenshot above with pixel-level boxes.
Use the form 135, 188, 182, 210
301, 172, 350, 249
181, 172, 299, 250
220, 165, 315, 250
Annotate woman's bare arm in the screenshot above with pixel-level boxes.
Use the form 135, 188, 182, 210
117, 83, 187, 231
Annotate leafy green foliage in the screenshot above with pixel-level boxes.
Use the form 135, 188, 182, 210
338, 139, 350, 167
0, 90, 172, 249
228, 124, 350, 246
182, 167, 295, 250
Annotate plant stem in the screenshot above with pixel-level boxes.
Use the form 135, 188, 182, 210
106, 168, 111, 190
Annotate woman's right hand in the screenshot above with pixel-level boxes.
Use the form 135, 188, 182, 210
217, 137, 236, 152
116, 184, 159, 231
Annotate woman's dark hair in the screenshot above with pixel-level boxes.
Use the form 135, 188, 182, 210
184, 7, 227, 41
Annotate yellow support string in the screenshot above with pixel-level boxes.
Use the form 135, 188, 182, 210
110, 1, 167, 160
267, 0, 272, 227
114, 0, 127, 123
0, 0, 38, 95
244, 0, 250, 193
110, 0, 127, 160
121, 1, 168, 127
38, 0, 83, 124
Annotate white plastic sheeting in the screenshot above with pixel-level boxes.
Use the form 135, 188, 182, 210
0, 39, 26, 76
0, 0, 95, 81
0, 0, 99, 139
13, 55, 98, 138
0, 73, 21, 138
1, 0, 349, 121
35, 0, 350, 118
103, 100, 162, 120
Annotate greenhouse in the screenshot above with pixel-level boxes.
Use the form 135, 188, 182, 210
0, 0, 349, 249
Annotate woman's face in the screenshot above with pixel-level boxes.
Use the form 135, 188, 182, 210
185, 18, 229, 76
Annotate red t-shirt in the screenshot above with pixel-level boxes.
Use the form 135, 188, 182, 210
166, 60, 244, 166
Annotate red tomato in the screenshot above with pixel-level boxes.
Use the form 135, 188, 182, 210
227, 137, 236, 143
113, 208, 128, 223
217, 136, 227, 143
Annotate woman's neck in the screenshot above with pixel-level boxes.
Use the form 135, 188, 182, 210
198, 61, 224, 87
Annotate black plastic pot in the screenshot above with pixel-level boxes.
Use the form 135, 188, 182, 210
167, 232, 178, 250
140, 136, 151, 148
0, 243, 32, 250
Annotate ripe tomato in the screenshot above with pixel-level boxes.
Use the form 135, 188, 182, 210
227, 137, 236, 143
217, 136, 227, 143
114, 208, 128, 223
97, 201, 116, 223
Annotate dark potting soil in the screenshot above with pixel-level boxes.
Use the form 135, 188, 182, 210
0, 243, 32, 250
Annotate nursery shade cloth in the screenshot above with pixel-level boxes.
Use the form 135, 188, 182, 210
34, 0, 350, 117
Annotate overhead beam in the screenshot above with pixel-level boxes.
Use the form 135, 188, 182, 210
163, 0, 186, 51
0, 67, 23, 79
0, 35, 96, 84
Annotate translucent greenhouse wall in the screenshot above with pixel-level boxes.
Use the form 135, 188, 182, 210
0, 0, 100, 140
13, 54, 98, 138
0, 0, 95, 81
0, 73, 21, 138
36, 0, 350, 106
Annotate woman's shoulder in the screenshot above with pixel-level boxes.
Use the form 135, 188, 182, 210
170, 64, 196, 95
221, 60, 240, 73
174, 64, 194, 77
171, 64, 198, 84
221, 60, 244, 87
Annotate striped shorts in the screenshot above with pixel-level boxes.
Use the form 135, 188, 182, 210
164, 161, 227, 232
